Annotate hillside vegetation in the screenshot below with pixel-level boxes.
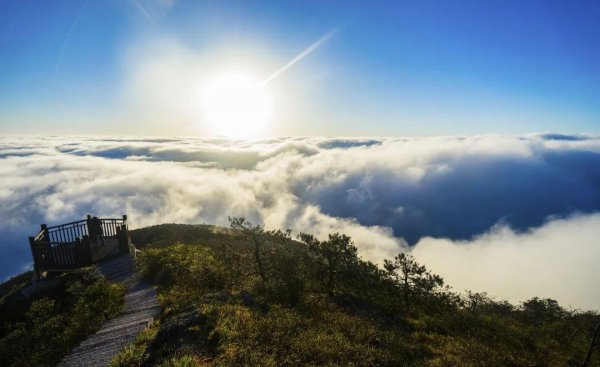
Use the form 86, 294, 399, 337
1, 220, 598, 367
0, 267, 124, 367
119, 219, 600, 366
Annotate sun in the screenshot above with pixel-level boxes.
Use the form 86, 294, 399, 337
201, 73, 273, 138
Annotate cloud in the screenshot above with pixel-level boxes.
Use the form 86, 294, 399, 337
539, 133, 591, 141
1, 133, 600, 309
412, 213, 600, 310
304, 147, 600, 244
317, 138, 382, 149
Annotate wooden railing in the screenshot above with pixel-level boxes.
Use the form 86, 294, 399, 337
29, 215, 130, 277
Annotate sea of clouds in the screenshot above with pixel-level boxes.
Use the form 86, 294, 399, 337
1, 134, 599, 309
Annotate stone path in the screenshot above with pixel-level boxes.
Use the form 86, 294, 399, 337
58, 255, 160, 367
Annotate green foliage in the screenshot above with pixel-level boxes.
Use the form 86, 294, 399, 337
131, 220, 600, 366
205, 302, 420, 367
299, 232, 359, 296
384, 252, 445, 312
130, 224, 236, 250
0, 271, 33, 307
227, 217, 308, 305
9, 220, 598, 366
109, 322, 159, 367
0, 267, 124, 367
521, 297, 567, 321
158, 355, 200, 367
109, 344, 147, 367
138, 243, 227, 313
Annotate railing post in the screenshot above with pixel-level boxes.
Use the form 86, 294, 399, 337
117, 214, 130, 255
86, 215, 92, 236
87, 214, 102, 239
117, 223, 131, 256
29, 236, 40, 278
40, 224, 49, 242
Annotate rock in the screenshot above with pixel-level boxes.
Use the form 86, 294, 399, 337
145, 306, 214, 365
241, 291, 254, 307
153, 306, 206, 346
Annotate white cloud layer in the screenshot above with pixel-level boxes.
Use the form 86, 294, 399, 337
1, 134, 599, 309
412, 213, 600, 310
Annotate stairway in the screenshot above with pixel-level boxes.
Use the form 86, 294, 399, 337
58, 255, 160, 367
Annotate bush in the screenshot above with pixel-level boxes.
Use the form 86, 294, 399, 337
158, 355, 200, 367
109, 344, 146, 367
110, 321, 160, 367
119, 222, 600, 366
0, 267, 124, 367
138, 244, 227, 312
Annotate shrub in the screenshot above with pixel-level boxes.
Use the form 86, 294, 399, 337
138, 244, 227, 312
158, 355, 200, 367
114, 222, 600, 366
109, 344, 147, 367
0, 267, 124, 367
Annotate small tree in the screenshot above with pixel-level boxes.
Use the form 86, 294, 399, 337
229, 217, 269, 282
229, 217, 291, 283
521, 297, 566, 323
299, 233, 359, 296
463, 291, 514, 315
229, 217, 305, 305
582, 322, 600, 367
384, 253, 444, 311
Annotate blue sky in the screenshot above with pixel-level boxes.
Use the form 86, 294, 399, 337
0, 0, 599, 136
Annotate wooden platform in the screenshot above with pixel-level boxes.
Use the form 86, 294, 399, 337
58, 255, 160, 367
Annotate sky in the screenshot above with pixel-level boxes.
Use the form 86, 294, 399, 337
1, 0, 599, 136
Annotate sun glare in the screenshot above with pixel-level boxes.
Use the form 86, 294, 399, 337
201, 73, 272, 138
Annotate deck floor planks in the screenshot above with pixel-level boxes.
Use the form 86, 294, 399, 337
58, 255, 160, 367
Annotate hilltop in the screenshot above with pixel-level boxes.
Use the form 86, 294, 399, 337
1, 220, 599, 366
